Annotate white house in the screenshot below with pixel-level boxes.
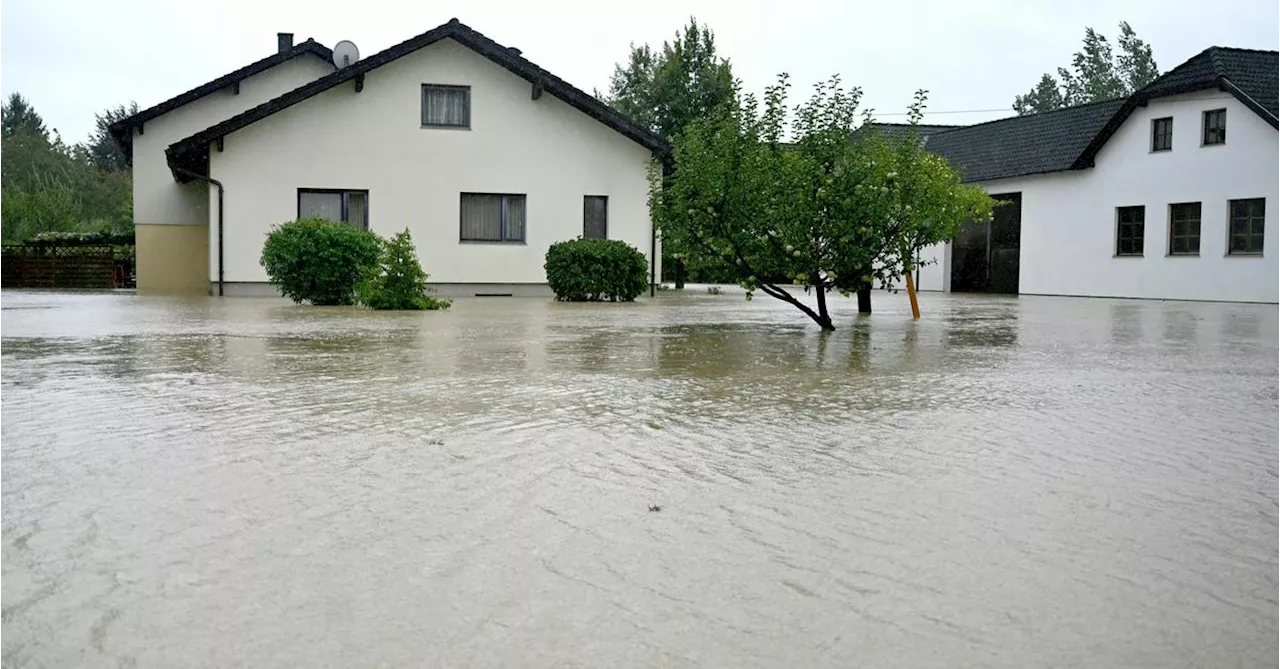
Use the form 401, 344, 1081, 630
909, 47, 1278, 304
111, 19, 666, 296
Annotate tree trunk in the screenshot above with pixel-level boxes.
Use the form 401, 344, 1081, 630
814, 281, 835, 331
857, 286, 872, 314
675, 259, 685, 289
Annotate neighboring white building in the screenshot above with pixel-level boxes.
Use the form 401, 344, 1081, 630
910, 47, 1278, 304
112, 19, 665, 296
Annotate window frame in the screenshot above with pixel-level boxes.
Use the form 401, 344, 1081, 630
1227, 198, 1266, 256
583, 195, 608, 239
296, 188, 370, 230
1150, 117, 1173, 152
1168, 202, 1202, 256
1115, 205, 1145, 257
459, 192, 527, 243
1201, 108, 1226, 146
421, 84, 471, 129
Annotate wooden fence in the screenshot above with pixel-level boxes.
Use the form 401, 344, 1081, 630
1, 244, 135, 289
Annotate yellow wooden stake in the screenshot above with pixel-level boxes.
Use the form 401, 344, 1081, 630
905, 265, 921, 320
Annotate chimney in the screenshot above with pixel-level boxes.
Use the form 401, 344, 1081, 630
278, 33, 294, 54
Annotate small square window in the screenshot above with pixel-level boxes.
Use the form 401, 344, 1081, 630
583, 196, 608, 239
1116, 206, 1145, 256
1169, 202, 1201, 255
460, 193, 525, 242
1202, 109, 1226, 145
1150, 117, 1173, 151
1228, 198, 1265, 255
298, 189, 368, 230
422, 84, 470, 128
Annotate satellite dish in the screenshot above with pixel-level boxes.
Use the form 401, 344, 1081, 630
333, 41, 359, 68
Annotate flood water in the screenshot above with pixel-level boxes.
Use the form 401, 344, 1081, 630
2, 288, 1276, 668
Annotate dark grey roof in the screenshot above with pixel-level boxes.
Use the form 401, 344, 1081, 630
108, 40, 333, 166
925, 46, 1277, 182
166, 19, 668, 180
923, 99, 1124, 182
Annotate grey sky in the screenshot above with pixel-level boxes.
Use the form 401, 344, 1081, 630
2, 0, 1277, 144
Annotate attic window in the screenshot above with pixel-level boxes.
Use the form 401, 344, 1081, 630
422, 84, 470, 128
1202, 109, 1226, 145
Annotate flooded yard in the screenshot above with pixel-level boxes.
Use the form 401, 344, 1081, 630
2, 288, 1276, 667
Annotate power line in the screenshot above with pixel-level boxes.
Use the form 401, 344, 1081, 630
872, 108, 1012, 116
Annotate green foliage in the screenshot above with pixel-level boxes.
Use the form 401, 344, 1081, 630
88, 102, 139, 172
25, 230, 135, 245
1014, 21, 1160, 115
260, 218, 381, 305
1, 93, 47, 138
1, 94, 134, 243
356, 228, 451, 310
651, 75, 995, 330
545, 238, 650, 302
602, 18, 736, 141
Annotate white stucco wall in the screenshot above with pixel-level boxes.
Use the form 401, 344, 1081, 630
206, 38, 658, 287
131, 55, 335, 225
925, 89, 1278, 303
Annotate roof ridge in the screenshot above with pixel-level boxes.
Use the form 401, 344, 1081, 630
1208, 46, 1280, 55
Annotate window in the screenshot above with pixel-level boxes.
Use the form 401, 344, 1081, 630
1229, 198, 1265, 255
583, 196, 608, 239
1116, 206, 1145, 256
460, 193, 525, 242
1202, 109, 1226, 145
422, 84, 470, 128
1169, 202, 1201, 255
1151, 117, 1173, 151
298, 189, 368, 229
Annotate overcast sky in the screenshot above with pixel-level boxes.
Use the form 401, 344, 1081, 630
3, 0, 1277, 143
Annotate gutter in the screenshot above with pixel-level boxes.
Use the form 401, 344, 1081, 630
172, 168, 225, 297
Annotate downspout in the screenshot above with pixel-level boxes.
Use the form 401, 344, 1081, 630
650, 221, 657, 298
173, 168, 225, 297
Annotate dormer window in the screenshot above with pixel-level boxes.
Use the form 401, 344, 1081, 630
1202, 109, 1226, 145
1150, 117, 1172, 151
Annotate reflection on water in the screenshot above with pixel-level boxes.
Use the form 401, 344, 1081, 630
2, 289, 1277, 668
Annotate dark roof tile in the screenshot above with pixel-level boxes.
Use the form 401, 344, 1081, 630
924, 99, 1124, 182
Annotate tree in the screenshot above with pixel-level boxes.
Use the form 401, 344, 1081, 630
651, 75, 995, 330
357, 229, 451, 310
603, 18, 735, 141
1, 93, 48, 139
1013, 22, 1159, 115
87, 102, 139, 172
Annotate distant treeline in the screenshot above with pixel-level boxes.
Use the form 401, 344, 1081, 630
1, 93, 137, 244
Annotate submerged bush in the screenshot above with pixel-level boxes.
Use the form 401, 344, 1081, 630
544, 237, 649, 302
356, 228, 451, 311
260, 217, 380, 305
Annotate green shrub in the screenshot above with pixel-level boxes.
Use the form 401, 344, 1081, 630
544, 237, 649, 302
260, 218, 380, 305
356, 228, 451, 311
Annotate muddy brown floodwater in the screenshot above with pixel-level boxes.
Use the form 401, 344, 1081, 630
1, 288, 1276, 668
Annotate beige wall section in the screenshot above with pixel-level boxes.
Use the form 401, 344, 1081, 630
136, 224, 210, 294
208, 38, 658, 286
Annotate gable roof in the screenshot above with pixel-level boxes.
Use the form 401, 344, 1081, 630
108, 39, 333, 165
924, 46, 1277, 183
165, 19, 668, 180
1075, 47, 1278, 167
924, 98, 1125, 182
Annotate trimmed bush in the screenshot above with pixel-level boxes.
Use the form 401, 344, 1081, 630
260, 217, 380, 305
356, 228, 451, 310
544, 237, 649, 302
